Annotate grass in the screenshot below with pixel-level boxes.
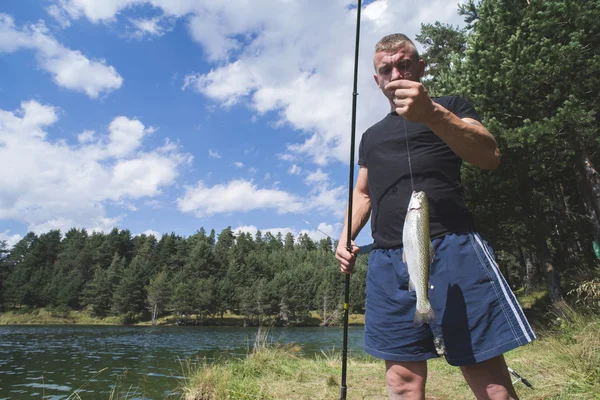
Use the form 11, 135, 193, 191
0, 308, 266, 326
64, 367, 149, 400
1, 308, 366, 327
181, 305, 600, 400
0, 308, 123, 325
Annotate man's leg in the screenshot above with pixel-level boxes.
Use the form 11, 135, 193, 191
460, 355, 519, 400
385, 360, 427, 400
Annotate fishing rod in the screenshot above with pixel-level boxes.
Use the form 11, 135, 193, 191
508, 367, 534, 390
342, 1, 362, 399
276, 204, 336, 243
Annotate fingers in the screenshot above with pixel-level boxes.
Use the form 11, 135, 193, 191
336, 243, 359, 275
393, 96, 411, 110
393, 88, 413, 99
384, 79, 413, 91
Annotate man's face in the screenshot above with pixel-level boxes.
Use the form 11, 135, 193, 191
373, 44, 424, 104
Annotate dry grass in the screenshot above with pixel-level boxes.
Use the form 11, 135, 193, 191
0, 308, 122, 325
182, 311, 600, 400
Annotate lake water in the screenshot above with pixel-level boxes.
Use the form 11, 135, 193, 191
0, 325, 366, 399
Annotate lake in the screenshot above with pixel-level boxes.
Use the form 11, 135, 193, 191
0, 325, 366, 399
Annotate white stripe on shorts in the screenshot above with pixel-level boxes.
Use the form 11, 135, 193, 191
473, 233, 535, 342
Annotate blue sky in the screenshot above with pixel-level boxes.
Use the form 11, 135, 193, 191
0, 0, 467, 248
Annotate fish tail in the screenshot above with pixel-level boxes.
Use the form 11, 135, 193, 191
413, 303, 436, 327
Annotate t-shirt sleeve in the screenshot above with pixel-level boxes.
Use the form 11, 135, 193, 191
358, 133, 367, 167
449, 96, 481, 122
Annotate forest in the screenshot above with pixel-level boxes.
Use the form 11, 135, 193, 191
0, 227, 364, 325
1, 0, 599, 324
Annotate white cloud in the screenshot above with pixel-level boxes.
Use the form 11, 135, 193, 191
0, 100, 189, 234
0, 14, 123, 98
305, 168, 329, 185
128, 16, 172, 39
177, 177, 344, 219
277, 153, 296, 163
288, 164, 301, 175
233, 161, 244, 168
48, 0, 139, 23
177, 179, 303, 218
183, 60, 258, 106
141, 229, 162, 238
77, 130, 95, 143
175, 0, 467, 165
144, 199, 162, 209
46, 4, 72, 27
107, 116, 154, 158
48, 0, 468, 161
307, 185, 346, 218
208, 149, 222, 159
0, 230, 23, 248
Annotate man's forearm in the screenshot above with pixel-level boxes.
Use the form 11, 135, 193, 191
426, 103, 500, 170
339, 190, 371, 247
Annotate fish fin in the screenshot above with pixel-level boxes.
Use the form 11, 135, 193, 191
408, 277, 415, 292
433, 335, 446, 357
429, 242, 435, 264
431, 325, 446, 356
413, 305, 436, 327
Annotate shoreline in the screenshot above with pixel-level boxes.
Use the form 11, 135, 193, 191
0, 308, 366, 327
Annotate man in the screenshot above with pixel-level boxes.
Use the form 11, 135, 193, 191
335, 33, 535, 400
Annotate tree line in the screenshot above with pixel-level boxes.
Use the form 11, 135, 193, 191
0, 227, 367, 325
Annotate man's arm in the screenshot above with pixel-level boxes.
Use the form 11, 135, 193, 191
386, 79, 501, 170
426, 106, 500, 170
336, 166, 371, 274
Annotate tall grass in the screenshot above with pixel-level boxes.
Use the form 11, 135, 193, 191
539, 306, 600, 397
65, 368, 143, 400
181, 306, 600, 400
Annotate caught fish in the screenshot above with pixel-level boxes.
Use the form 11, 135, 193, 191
402, 191, 436, 327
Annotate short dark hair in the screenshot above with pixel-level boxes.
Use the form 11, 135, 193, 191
375, 33, 420, 59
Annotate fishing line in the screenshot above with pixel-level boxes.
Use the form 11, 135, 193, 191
276, 204, 334, 242
401, 63, 447, 357
402, 64, 415, 193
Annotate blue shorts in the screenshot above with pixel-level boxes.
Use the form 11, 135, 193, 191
364, 232, 536, 366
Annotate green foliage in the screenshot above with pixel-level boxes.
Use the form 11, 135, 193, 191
0, 224, 371, 326
416, 22, 467, 96
145, 270, 170, 317
417, 0, 600, 304
111, 255, 147, 317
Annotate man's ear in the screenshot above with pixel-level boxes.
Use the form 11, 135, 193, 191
373, 74, 380, 87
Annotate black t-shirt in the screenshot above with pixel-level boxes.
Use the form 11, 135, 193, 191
358, 96, 480, 249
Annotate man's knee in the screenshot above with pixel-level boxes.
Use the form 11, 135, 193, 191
385, 360, 427, 399
484, 383, 516, 400
460, 356, 519, 400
